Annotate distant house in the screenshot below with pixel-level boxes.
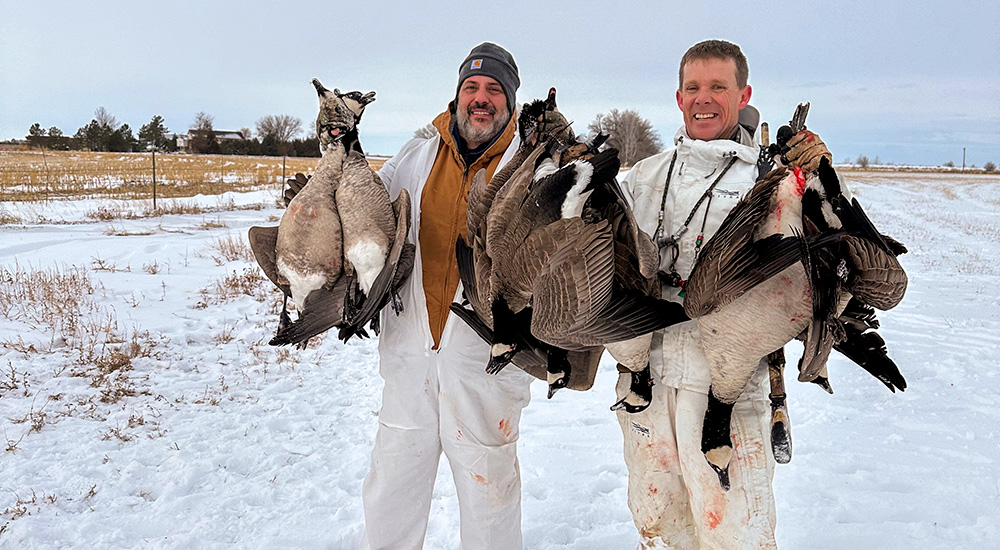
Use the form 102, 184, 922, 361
175, 129, 246, 152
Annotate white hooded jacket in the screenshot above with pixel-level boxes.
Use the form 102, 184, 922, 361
620, 124, 766, 393
376, 133, 520, 357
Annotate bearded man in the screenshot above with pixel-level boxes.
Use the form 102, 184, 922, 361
360, 42, 532, 550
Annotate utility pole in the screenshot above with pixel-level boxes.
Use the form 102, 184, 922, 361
963, 147, 967, 171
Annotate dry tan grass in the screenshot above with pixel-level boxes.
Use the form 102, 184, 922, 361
0, 150, 388, 202
207, 235, 253, 263
0, 264, 156, 396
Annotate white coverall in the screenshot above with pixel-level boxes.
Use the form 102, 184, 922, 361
617, 124, 778, 549
360, 132, 534, 550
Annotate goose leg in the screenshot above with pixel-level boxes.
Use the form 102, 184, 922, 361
277, 294, 292, 333
767, 349, 792, 464
610, 362, 655, 413
343, 271, 360, 321
702, 388, 735, 491
546, 348, 571, 399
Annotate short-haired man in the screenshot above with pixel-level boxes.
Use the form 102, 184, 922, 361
616, 39, 829, 549
359, 42, 534, 550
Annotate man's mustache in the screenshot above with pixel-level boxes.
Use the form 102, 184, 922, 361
467, 102, 497, 115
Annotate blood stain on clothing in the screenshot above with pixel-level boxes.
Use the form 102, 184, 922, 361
456, 429, 462, 440
471, 472, 488, 486
499, 418, 512, 438
704, 491, 726, 530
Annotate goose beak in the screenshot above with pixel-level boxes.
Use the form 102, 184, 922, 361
486, 344, 517, 375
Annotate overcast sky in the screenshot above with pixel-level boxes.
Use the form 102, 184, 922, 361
2, 0, 998, 166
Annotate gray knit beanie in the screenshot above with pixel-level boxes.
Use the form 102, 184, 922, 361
456, 42, 520, 114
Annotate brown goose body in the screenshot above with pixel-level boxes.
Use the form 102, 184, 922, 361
337, 150, 396, 294
275, 145, 346, 311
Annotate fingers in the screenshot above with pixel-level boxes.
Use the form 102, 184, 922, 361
784, 130, 831, 173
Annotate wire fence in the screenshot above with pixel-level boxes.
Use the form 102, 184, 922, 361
0, 150, 388, 203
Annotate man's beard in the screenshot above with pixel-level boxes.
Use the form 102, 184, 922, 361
456, 101, 509, 147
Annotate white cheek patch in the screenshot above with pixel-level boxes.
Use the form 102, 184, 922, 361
561, 161, 595, 220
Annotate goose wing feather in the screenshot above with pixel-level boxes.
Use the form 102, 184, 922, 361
248, 225, 288, 294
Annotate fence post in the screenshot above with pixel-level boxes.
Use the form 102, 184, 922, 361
282, 155, 286, 186
151, 148, 157, 210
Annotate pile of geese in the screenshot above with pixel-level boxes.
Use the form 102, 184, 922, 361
683, 104, 909, 489
249, 79, 414, 347
450, 88, 689, 406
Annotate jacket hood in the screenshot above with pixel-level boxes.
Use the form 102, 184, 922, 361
673, 123, 760, 166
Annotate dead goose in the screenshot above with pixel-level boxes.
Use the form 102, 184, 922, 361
455, 92, 686, 399
249, 78, 413, 346
682, 158, 907, 489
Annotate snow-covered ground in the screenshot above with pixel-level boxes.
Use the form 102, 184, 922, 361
1, 171, 998, 549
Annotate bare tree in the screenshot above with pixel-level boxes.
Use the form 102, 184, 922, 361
190, 112, 218, 154
256, 115, 303, 142
192, 112, 214, 131
413, 123, 438, 139
94, 106, 119, 130
588, 109, 663, 166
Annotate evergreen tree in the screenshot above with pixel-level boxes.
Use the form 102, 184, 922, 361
139, 115, 170, 150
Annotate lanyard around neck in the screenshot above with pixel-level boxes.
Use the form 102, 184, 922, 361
654, 153, 739, 288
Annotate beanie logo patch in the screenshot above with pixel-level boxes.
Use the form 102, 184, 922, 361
470, 59, 483, 70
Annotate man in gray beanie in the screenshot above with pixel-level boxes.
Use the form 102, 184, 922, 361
360, 42, 532, 550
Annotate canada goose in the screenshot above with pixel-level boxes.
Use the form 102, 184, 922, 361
249, 78, 413, 347
682, 158, 907, 489
454, 90, 687, 399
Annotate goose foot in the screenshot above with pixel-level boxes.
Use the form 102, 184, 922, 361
770, 394, 792, 464
611, 363, 654, 413
390, 290, 404, 315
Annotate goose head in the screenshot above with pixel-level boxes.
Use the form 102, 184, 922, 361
313, 78, 376, 150
488, 296, 520, 372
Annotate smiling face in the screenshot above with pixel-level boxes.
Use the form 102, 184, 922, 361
455, 75, 509, 149
676, 57, 752, 141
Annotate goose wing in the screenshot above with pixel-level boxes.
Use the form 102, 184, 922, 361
833, 298, 906, 392
248, 225, 288, 294
526, 219, 615, 346
684, 168, 807, 318
269, 276, 351, 345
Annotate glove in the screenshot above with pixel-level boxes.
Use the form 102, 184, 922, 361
783, 130, 831, 173
284, 173, 309, 206
535, 110, 573, 143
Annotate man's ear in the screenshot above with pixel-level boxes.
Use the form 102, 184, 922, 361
738, 85, 752, 110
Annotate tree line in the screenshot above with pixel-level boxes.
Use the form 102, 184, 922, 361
25, 107, 321, 158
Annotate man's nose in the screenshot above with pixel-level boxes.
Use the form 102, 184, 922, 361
694, 89, 713, 104
471, 88, 492, 105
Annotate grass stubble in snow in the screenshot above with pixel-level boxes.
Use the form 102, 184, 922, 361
0, 171, 998, 548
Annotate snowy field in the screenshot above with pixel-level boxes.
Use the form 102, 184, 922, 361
1, 170, 998, 549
